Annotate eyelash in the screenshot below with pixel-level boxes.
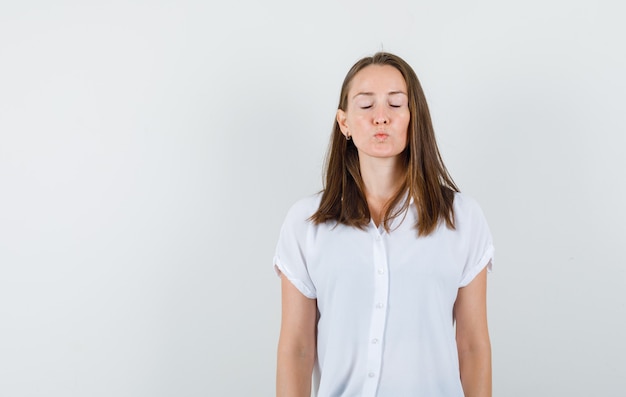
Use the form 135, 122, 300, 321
360, 104, 402, 109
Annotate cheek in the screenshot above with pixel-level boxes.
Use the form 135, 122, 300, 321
401, 120, 410, 144
399, 115, 410, 134
350, 115, 369, 128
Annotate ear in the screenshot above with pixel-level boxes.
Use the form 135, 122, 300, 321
336, 109, 349, 136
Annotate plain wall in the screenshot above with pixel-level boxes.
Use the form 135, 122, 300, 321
1, 0, 624, 395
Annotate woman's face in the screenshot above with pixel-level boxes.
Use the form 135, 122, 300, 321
337, 64, 410, 163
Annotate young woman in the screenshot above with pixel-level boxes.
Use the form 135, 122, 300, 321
274, 52, 493, 397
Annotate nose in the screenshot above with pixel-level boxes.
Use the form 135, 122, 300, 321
374, 108, 389, 125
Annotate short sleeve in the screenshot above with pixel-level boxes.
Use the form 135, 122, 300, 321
457, 194, 495, 287
273, 198, 318, 299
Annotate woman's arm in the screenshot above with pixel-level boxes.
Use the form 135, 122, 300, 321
454, 266, 492, 397
276, 275, 318, 397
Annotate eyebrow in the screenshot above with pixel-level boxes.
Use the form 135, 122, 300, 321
352, 91, 408, 100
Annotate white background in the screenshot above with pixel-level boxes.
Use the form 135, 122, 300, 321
1, 1, 625, 396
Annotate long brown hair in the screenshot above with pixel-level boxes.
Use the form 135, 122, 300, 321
310, 52, 458, 236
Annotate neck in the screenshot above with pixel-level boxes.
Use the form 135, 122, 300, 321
359, 156, 405, 226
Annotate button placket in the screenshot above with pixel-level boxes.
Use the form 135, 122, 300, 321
363, 229, 389, 396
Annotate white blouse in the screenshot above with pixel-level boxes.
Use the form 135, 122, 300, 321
274, 192, 494, 397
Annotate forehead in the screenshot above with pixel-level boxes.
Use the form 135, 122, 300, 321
348, 64, 407, 95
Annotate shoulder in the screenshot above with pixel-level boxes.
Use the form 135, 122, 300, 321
281, 192, 322, 226
453, 191, 481, 212
276, 193, 323, 253
285, 192, 322, 217
452, 192, 489, 227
